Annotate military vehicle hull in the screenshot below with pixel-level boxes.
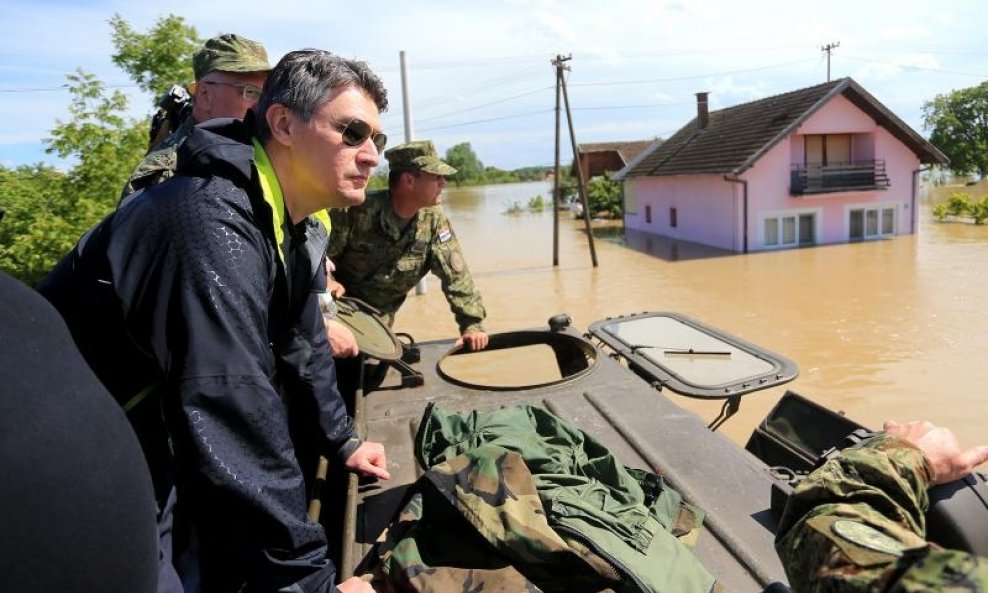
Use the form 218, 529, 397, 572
331, 318, 791, 592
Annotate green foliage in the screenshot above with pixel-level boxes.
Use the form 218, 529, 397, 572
367, 170, 388, 190
0, 72, 147, 283
46, 70, 147, 204
511, 166, 552, 182
586, 174, 623, 218
526, 194, 547, 212
945, 192, 973, 216
1, 14, 192, 284
922, 81, 988, 176
483, 166, 516, 184
445, 142, 485, 186
503, 201, 523, 215
109, 13, 201, 99
930, 191, 988, 225
970, 196, 988, 224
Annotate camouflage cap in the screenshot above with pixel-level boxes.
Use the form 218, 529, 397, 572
385, 140, 457, 176
193, 34, 271, 80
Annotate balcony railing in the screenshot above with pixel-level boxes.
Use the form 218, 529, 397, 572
790, 160, 889, 195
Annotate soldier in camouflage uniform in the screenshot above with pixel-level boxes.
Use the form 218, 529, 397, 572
327, 140, 489, 350
776, 420, 988, 592
121, 33, 271, 197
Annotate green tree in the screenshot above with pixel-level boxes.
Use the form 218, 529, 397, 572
0, 14, 199, 283
109, 13, 201, 99
0, 72, 147, 284
444, 142, 485, 186
46, 70, 147, 205
585, 174, 623, 219
922, 81, 988, 176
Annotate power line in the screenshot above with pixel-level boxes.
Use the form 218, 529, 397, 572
841, 54, 987, 78
414, 63, 545, 106
418, 109, 552, 133
572, 100, 694, 111
0, 83, 137, 93
414, 86, 553, 123
569, 58, 818, 87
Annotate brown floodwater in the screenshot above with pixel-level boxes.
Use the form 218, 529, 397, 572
393, 180, 988, 454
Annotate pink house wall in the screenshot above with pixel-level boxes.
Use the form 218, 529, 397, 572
625, 175, 739, 251
625, 93, 923, 252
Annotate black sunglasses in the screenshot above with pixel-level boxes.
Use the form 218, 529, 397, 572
335, 119, 387, 152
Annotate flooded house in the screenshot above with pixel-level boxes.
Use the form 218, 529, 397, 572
614, 78, 947, 252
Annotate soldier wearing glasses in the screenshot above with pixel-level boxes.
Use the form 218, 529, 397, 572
40, 50, 389, 593
327, 140, 489, 351
122, 34, 271, 196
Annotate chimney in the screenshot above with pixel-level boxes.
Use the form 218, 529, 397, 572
696, 92, 709, 130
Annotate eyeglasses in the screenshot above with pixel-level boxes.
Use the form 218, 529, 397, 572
334, 119, 387, 153
201, 80, 263, 102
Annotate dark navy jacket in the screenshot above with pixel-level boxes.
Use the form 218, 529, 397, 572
39, 118, 357, 593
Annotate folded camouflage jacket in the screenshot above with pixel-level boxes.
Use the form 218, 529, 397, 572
366, 404, 719, 593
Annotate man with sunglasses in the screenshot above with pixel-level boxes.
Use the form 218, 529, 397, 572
121, 33, 271, 196
328, 140, 489, 351
41, 50, 389, 593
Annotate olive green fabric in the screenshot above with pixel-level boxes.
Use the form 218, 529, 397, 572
327, 191, 486, 334
385, 140, 457, 176
367, 404, 718, 593
121, 117, 195, 198
193, 33, 270, 79
776, 434, 988, 592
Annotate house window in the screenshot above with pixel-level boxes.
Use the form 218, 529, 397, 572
764, 213, 816, 248
805, 134, 852, 166
669, 207, 677, 228
849, 206, 896, 240
645, 205, 652, 224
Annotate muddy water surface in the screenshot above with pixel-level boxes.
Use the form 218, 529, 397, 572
393, 181, 988, 451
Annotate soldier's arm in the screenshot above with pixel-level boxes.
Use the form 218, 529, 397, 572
326, 207, 352, 260
775, 431, 988, 593
428, 214, 486, 335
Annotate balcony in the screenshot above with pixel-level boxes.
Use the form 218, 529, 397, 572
790, 160, 890, 195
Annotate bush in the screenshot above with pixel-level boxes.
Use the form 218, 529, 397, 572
503, 201, 523, 215
527, 194, 546, 212
970, 196, 988, 224
945, 192, 973, 217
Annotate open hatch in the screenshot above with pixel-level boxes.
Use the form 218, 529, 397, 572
588, 312, 798, 428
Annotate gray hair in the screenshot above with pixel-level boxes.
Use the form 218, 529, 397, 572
254, 49, 388, 143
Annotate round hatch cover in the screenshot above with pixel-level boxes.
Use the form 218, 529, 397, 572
331, 297, 403, 361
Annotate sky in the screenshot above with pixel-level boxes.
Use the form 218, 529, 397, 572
1, 0, 986, 171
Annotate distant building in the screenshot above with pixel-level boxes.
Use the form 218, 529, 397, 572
572, 140, 657, 184
615, 78, 947, 252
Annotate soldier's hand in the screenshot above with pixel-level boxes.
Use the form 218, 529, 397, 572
344, 441, 390, 480
327, 320, 359, 358
883, 420, 988, 484
337, 576, 375, 593
328, 279, 346, 299
457, 331, 489, 351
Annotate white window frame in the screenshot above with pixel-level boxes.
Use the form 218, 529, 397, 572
758, 207, 822, 250
844, 202, 899, 241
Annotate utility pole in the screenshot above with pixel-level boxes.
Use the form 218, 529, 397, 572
551, 54, 598, 267
399, 50, 414, 142
400, 50, 428, 296
821, 41, 840, 82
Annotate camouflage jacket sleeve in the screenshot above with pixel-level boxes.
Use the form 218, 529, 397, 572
426, 209, 487, 334
119, 117, 193, 200
775, 434, 988, 593
325, 207, 352, 261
